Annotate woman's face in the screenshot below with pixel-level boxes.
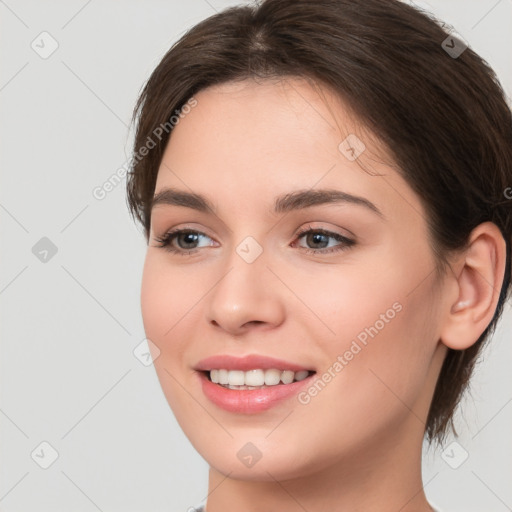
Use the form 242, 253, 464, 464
141, 77, 449, 480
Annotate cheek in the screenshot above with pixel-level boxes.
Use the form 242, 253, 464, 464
140, 254, 198, 411
329, 289, 438, 427
293, 253, 437, 412
140, 255, 167, 344
140, 253, 201, 341
294, 301, 436, 459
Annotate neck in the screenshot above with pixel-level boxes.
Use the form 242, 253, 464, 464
204, 414, 434, 512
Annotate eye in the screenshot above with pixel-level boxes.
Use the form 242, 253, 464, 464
153, 229, 215, 255
293, 225, 355, 254
153, 225, 355, 256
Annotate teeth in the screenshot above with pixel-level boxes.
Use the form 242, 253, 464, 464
281, 370, 295, 384
228, 370, 245, 386
246, 369, 265, 386
218, 369, 229, 384
208, 368, 312, 387
264, 369, 281, 385
295, 370, 309, 381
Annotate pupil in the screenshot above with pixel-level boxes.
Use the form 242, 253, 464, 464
180, 233, 198, 248
308, 233, 328, 249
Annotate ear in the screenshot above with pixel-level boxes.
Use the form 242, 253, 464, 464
440, 222, 507, 350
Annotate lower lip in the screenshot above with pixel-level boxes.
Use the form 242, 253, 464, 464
197, 371, 314, 413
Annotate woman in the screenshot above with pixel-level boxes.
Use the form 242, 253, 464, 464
126, 0, 512, 510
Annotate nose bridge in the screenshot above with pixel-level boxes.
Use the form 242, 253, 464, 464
205, 235, 285, 333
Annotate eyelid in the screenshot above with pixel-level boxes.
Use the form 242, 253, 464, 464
152, 221, 216, 242
295, 221, 356, 240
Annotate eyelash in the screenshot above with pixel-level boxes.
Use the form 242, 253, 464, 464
154, 224, 355, 257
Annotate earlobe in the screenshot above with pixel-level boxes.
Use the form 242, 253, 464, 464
440, 222, 506, 351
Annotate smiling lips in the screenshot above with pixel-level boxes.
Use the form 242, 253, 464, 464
194, 354, 316, 413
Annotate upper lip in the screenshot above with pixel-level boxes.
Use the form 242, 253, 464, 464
194, 354, 314, 372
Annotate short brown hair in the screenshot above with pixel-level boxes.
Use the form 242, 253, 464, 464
126, 0, 512, 444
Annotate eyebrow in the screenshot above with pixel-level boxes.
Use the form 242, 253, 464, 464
151, 187, 383, 218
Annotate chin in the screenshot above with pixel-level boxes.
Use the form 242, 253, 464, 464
193, 434, 334, 483
207, 454, 308, 482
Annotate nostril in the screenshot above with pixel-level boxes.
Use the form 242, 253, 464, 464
242, 320, 265, 328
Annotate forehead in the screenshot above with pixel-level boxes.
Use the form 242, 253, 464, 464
164, 77, 375, 167
154, 77, 423, 224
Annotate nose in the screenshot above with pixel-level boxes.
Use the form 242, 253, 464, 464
205, 248, 286, 336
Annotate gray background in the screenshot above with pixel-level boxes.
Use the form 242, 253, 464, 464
0, 1, 511, 511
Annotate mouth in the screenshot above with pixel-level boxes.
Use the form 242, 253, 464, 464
203, 368, 315, 390
194, 354, 317, 413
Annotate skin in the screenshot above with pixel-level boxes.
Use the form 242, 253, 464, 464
140, 77, 505, 512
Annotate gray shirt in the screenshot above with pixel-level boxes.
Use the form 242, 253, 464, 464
192, 501, 443, 511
